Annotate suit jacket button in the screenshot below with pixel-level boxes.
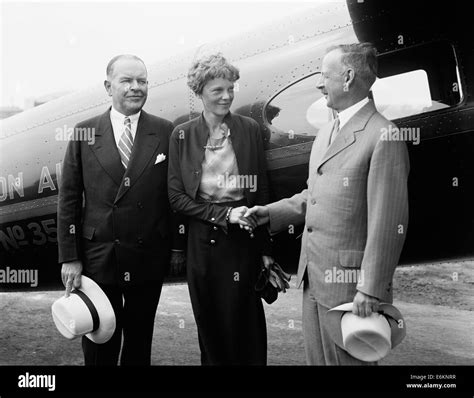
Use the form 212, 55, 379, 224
210, 239, 216, 245
317, 170, 322, 176
137, 202, 143, 209
211, 217, 215, 222
114, 239, 120, 245
138, 238, 143, 245
213, 226, 218, 231
311, 199, 316, 205
307, 227, 313, 233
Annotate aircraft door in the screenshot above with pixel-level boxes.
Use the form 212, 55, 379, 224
263, 72, 332, 201
264, 72, 331, 149
262, 72, 333, 273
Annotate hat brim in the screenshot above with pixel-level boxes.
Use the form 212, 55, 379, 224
325, 302, 406, 353
76, 276, 116, 344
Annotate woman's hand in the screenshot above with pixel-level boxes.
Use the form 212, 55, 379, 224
262, 255, 275, 269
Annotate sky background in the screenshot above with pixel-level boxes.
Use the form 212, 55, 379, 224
0, 0, 335, 108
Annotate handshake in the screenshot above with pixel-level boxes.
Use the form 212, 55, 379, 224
228, 205, 270, 235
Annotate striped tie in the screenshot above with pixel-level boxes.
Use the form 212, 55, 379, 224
118, 117, 133, 169
329, 115, 340, 147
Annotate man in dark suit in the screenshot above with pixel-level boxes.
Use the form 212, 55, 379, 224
58, 54, 184, 366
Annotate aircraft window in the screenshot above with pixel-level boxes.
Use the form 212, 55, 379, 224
373, 41, 462, 121
264, 73, 331, 149
372, 70, 437, 120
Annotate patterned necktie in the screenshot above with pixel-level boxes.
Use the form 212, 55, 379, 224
118, 117, 133, 169
329, 115, 340, 147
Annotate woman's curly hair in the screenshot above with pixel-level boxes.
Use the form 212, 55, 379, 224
187, 53, 240, 95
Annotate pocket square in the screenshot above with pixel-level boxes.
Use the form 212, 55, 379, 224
155, 153, 166, 164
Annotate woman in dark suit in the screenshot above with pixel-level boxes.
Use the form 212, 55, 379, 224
168, 53, 274, 365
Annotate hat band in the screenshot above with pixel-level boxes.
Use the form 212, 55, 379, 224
378, 310, 400, 323
71, 289, 100, 332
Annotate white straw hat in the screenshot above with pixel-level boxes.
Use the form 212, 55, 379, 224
51, 275, 116, 344
326, 302, 406, 362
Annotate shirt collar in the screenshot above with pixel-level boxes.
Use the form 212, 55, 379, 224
337, 97, 369, 129
110, 106, 141, 124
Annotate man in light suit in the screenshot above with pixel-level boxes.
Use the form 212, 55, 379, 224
58, 54, 185, 365
245, 43, 409, 365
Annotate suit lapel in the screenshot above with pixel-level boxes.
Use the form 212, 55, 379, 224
226, 113, 249, 178
89, 110, 124, 187
114, 111, 161, 203
316, 101, 377, 171
186, 113, 209, 199
317, 125, 356, 169
308, 122, 333, 191
314, 122, 334, 163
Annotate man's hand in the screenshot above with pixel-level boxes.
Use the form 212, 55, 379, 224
352, 291, 380, 318
170, 250, 186, 276
244, 206, 269, 227
228, 206, 257, 229
61, 261, 83, 298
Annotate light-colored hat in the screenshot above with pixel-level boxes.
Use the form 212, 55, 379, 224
325, 302, 406, 362
51, 275, 116, 344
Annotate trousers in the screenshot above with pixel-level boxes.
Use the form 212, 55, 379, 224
82, 281, 163, 366
302, 274, 377, 366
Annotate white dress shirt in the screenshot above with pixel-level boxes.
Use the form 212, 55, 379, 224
337, 97, 369, 130
110, 107, 141, 148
